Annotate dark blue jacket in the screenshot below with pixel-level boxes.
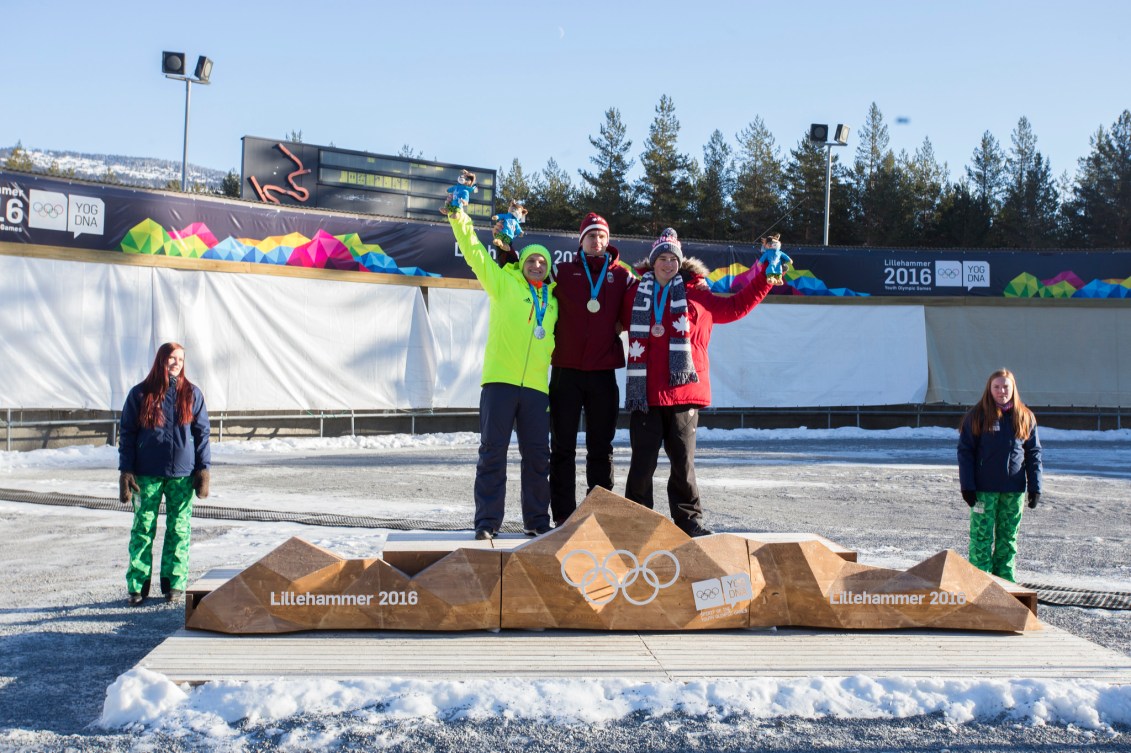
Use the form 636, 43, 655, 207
957, 409, 1041, 494
119, 380, 210, 478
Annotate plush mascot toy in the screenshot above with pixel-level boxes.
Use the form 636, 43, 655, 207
441, 169, 478, 216
758, 233, 793, 286
491, 200, 529, 251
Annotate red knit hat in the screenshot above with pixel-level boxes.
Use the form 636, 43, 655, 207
579, 212, 610, 242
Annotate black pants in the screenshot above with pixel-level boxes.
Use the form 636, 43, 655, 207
549, 367, 620, 523
474, 383, 551, 532
624, 405, 703, 531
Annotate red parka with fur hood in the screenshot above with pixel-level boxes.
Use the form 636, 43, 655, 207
619, 256, 773, 408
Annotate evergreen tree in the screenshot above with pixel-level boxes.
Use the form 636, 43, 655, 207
966, 132, 1006, 217
397, 144, 424, 159
851, 102, 900, 244
636, 95, 694, 235
217, 169, 240, 197
496, 158, 533, 215
902, 137, 947, 243
526, 158, 578, 232
5, 141, 35, 171
1062, 110, 1131, 247
732, 117, 785, 242
995, 117, 1060, 247
578, 107, 636, 230
961, 131, 1006, 246
689, 129, 735, 240
935, 179, 987, 247
45, 159, 77, 178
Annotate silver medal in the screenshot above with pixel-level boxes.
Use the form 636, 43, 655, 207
650, 323, 665, 337
534, 325, 546, 340
586, 299, 601, 313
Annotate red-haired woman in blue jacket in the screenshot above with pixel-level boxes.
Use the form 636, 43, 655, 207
118, 342, 211, 605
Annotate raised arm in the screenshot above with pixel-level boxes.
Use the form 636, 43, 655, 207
449, 210, 506, 298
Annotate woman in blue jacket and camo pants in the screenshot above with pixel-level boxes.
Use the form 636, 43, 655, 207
957, 368, 1042, 582
119, 342, 211, 605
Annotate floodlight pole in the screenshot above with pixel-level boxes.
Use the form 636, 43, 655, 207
181, 79, 193, 192
823, 144, 833, 246
164, 60, 211, 192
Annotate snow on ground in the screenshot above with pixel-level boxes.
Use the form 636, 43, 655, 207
2, 426, 1130, 748
99, 670, 1131, 734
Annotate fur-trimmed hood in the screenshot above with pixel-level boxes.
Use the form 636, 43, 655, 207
633, 255, 710, 285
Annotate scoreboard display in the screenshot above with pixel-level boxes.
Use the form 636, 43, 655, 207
240, 136, 496, 221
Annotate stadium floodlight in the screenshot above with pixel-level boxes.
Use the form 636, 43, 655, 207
162, 52, 214, 191
811, 122, 850, 245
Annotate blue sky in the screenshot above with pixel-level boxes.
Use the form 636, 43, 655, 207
2, 0, 1127, 188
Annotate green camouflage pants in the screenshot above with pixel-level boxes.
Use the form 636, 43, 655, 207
126, 475, 194, 593
968, 491, 1024, 582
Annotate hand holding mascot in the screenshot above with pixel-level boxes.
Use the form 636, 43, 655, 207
758, 233, 793, 286
441, 169, 478, 216
492, 200, 529, 251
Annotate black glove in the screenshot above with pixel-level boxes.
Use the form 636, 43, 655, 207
119, 472, 139, 505
193, 469, 210, 499
961, 490, 977, 507
1028, 492, 1040, 509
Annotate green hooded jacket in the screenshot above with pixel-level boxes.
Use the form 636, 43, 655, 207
449, 211, 558, 394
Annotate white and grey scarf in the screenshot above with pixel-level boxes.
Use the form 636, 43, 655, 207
625, 271, 698, 413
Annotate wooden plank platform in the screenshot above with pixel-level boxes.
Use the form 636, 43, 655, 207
138, 625, 1131, 685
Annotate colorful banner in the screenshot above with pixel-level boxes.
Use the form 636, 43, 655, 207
3, 170, 1130, 298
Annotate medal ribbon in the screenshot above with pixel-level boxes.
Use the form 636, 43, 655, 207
652, 279, 672, 326
529, 282, 549, 331
582, 253, 611, 305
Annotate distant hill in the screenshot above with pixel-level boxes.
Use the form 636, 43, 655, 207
0, 145, 230, 191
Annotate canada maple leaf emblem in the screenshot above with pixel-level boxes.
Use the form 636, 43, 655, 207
628, 340, 646, 359
673, 315, 690, 334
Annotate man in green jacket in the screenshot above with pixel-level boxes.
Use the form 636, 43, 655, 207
449, 208, 558, 539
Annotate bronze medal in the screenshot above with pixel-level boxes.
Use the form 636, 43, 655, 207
650, 323, 665, 337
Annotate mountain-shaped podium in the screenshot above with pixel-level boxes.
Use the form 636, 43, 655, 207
187, 487, 1040, 634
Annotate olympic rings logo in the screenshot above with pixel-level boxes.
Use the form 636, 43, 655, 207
936, 267, 960, 279
33, 201, 64, 218
560, 548, 681, 606
696, 587, 720, 599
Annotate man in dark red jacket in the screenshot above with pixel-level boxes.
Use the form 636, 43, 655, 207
549, 213, 638, 525
620, 228, 773, 536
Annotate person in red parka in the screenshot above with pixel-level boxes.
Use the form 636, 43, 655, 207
620, 228, 772, 536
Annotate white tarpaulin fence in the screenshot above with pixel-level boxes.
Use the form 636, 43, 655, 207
0, 255, 947, 412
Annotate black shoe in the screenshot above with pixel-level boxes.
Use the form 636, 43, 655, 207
474, 527, 495, 540
160, 576, 171, 598
164, 589, 184, 603
683, 521, 714, 538
128, 580, 151, 606
523, 525, 552, 536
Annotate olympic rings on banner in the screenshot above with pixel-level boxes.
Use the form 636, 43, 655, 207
560, 548, 681, 606
33, 202, 64, 218
937, 267, 960, 279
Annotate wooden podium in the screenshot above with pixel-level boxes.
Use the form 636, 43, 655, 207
186, 488, 1040, 634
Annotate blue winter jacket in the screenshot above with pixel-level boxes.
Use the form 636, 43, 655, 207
957, 409, 1041, 494
119, 380, 211, 478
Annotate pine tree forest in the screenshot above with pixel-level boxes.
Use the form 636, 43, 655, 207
494, 100, 1131, 250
